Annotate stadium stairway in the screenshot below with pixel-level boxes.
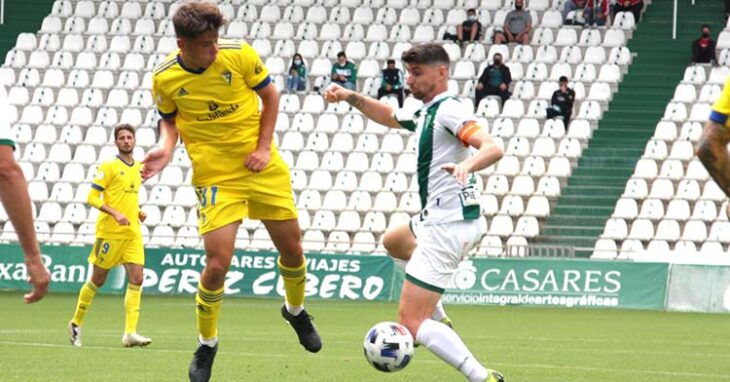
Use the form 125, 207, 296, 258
534, 0, 725, 257
0, 0, 53, 59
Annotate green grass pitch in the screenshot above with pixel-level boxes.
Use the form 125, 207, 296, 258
1, 292, 729, 381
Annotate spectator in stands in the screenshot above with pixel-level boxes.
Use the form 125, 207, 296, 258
562, 0, 587, 24
611, 0, 643, 24
287, 53, 307, 92
475, 53, 512, 107
0, 85, 49, 303
444, 8, 482, 45
331, 51, 357, 91
493, 0, 531, 45
546, 76, 576, 128
691, 24, 718, 65
377, 59, 405, 107
583, 0, 608, 26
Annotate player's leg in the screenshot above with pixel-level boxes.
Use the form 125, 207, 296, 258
384, 222, 452, 326
189, 221, 238, 382
69, 239, 115, 347
121, 253, 151, 347
401, 223, 503, 382
262, 218, 322, 353
250, 155, 321, 352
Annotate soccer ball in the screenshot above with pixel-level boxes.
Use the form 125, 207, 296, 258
362, 322, 414, 372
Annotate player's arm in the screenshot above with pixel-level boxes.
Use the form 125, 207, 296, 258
87, 184, 130, 226
696, 120, 730, 197
246, 83, 279, 172
141, 118, 178, 181
443, 124, 504, 185
0, 146, 49, 303
324, 84, 401, 128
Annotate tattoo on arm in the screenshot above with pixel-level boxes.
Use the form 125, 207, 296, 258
697, 122, 730, 197
345, 93, 364, 108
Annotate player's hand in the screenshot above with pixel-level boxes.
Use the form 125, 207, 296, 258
141, 146, 172, 182
441, 162, 470, 185
324, 83, 350, 103
138, 210, 147, 223
24, 257, 49, 304
114, 212, 131, 226
245, 148, 271, 172
476, 83, 484, 91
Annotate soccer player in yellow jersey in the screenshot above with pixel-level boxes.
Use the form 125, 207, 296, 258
142, 3, 321, 381
68, 124, 151, 348
697, 77, 730, 202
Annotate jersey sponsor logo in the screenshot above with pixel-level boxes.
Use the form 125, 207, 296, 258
197, 102, 240, 121
177, 87, 189, 97
255, 61, 263, 75
221, 70, 232, 86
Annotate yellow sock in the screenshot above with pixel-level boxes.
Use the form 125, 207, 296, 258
72, 281, 98, 326
278, 257, 306, 309
124, 284, 142, 334
195, 283, 224, 340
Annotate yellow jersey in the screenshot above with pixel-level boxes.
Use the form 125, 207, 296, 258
711, 76, 730, 127
88, 156, 142, 239
152, 39, 273, 188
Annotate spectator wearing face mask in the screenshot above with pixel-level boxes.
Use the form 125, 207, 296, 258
287, 53, 307, 92
691, 24, 717, 64
331, 51, 358, 91
493, 0, 531, 45
475, 53, 512, 107
443, 9, 482, 45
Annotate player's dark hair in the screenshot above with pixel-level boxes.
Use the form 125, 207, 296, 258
401, 43, 450, 68
172, 2, 226, 39
114, 124, 136, 140
387, 59, 395, 65
467, 8, 476, 13
559, 76, 568, 83
337, 51, 346, 58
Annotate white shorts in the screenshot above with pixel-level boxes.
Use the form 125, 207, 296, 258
0, 85, 14, 148
405, 217, 484, 293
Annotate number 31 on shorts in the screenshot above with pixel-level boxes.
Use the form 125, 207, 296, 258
196, 186, 219, 207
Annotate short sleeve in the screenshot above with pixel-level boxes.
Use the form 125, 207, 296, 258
152, 75, 177, 119
394, 108, 417, 132
711, 77, 730, 127
240, 43, 271, 90
92, 162, 111, 191
438, 99, 483, 145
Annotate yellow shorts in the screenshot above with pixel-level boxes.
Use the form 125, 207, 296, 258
197, 155, 297, 235
88, 237, 145, 269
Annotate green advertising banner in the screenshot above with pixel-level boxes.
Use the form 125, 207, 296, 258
0, 244, 671, 310
0, 245, 396, 302
438, 258, 670, 310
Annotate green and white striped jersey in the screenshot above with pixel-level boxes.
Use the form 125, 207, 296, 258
394, 92, 481, 225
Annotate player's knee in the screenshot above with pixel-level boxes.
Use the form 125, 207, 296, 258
90, 274, 107, 287
203, 260, 229, 286
127, 274, 143, 285
0, 158, 22, 181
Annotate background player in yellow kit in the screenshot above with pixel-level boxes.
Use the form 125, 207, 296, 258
142, 3, 321, 381
68, 124, 151, 348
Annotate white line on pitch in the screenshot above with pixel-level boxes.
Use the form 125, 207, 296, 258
1, 340, 729, 380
